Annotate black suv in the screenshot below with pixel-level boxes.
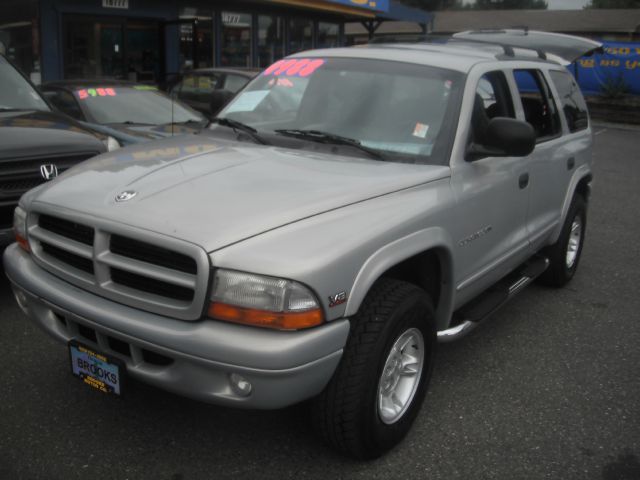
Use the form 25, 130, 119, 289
0, 54, 107, 246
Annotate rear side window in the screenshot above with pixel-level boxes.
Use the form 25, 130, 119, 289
176, 74, 219, 94
514, 69, 561, 141
223, 74, 250, 93
549, 70, 588, 133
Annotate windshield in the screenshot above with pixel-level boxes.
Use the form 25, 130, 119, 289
0, 57, 50, 111
217, 57, 463, 163
74, 87, 204, 125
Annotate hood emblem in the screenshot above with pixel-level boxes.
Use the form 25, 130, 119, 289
40, 164, 58, 181
115, 190, 137, 202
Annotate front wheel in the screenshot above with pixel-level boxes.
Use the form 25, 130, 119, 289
539, 194, 587, 287
311, 278, 436, 459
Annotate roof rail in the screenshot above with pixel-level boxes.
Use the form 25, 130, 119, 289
367, 34, 548, 60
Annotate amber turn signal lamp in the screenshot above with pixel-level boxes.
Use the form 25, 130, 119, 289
208, 302, 323, 330
15, 233, 30, 252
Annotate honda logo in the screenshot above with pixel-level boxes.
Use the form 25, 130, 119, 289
40, 164, 58, 181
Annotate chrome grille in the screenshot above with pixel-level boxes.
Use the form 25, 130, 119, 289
27, 209, 209, 320
0, 153, 98, 228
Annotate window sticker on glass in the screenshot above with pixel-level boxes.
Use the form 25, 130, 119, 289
413, 123, 430, 138
225, 90, 270, 113
133, 85, 157, 91
263, 58, 325, 77
77, 88, 117, 100
268, 78, 295, 88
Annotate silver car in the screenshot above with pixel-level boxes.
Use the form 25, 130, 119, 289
4, 30, 600, 459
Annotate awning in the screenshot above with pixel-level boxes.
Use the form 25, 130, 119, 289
261, 0, 429, 22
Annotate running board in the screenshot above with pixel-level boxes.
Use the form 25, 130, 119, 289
437, 256, 549, 342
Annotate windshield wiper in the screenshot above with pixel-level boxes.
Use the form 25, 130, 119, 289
212, 117, 269, 145
274, 129, 384, 160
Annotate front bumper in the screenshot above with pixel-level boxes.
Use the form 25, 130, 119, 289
0, 227, 15, 247
3, 244, 349, 409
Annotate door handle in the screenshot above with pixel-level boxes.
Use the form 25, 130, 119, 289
567, 157, 575, 170
519, 173, 529, 189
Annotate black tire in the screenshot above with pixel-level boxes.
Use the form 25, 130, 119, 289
539, 194, 587, 287
311, 278, 436, 459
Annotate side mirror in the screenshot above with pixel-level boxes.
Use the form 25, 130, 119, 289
467, 117, 536, 161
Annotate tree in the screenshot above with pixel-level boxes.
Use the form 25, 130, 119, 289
585, 0, 640, 7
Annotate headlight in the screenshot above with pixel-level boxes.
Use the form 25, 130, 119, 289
208, 269, 323, 330
103, 135, 121, 151
13, 206, 29, 252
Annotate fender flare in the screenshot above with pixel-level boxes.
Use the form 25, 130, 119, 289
550, 164, 592, 243
344, 227, 456, 331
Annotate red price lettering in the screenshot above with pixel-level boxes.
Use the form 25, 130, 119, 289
298, 59, 325, 77
96, 88, 106, 96
263, 58, 326, 77
284, 59, 310, 76
263, 60, 286, 76
105, 88, 116, 96
77, 90, 88, 100
274, 59, 298, 76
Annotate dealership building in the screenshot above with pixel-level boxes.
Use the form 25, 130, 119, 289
0, 0, 429, 85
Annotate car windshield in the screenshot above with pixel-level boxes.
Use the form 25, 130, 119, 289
74, 86, 204, 125
0, 57, 50, 111
216, 57, 463, 163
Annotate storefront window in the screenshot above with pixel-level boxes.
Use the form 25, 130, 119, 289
179, 7, 213, 71
0, 0, 40, 83
289, 18, 313, 54
258, 15, 284, 68
220, 12, 252, 67
317, 22, 339, 49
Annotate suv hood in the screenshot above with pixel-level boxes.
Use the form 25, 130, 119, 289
0, 110, 105, 160
29, 135, 450, 252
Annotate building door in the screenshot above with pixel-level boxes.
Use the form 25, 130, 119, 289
62, 15, 161, 83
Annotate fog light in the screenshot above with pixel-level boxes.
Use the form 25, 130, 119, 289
229, 373, 252, 397
13, 287, 29, 314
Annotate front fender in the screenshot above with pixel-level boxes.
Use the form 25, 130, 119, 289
345, 227, 456, 331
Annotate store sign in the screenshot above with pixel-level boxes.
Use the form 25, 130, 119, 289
326, 0, 389, 13
102, 0, 129, 9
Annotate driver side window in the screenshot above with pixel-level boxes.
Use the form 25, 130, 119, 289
470, 71, 515, 144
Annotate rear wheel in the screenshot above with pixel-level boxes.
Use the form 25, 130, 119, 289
311, 278, 436, 459
539, 194, 587, 287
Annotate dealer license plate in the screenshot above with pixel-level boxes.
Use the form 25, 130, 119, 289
68, 341, 124, 395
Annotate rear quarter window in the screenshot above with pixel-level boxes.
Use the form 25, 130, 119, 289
549, 70, 589, 133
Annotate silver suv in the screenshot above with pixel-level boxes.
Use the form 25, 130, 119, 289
4, 30, 600, 459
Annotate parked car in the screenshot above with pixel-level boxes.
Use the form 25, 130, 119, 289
40, 80, 208, 146
169, 68, 260, 116
0, 54, 111, 247
5, 31, 600, 459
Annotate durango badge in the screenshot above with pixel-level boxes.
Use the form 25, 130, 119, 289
115, 190, 137, 202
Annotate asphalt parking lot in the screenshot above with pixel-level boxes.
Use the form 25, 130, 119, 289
1, 126, 639, 480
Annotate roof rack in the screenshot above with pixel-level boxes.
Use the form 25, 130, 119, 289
368, 33, 548, 60
453, 27, 547, 59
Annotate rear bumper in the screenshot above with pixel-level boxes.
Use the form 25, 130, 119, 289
3, 244, 349, 409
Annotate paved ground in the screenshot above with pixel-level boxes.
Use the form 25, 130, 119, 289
1, 126, 639, 480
